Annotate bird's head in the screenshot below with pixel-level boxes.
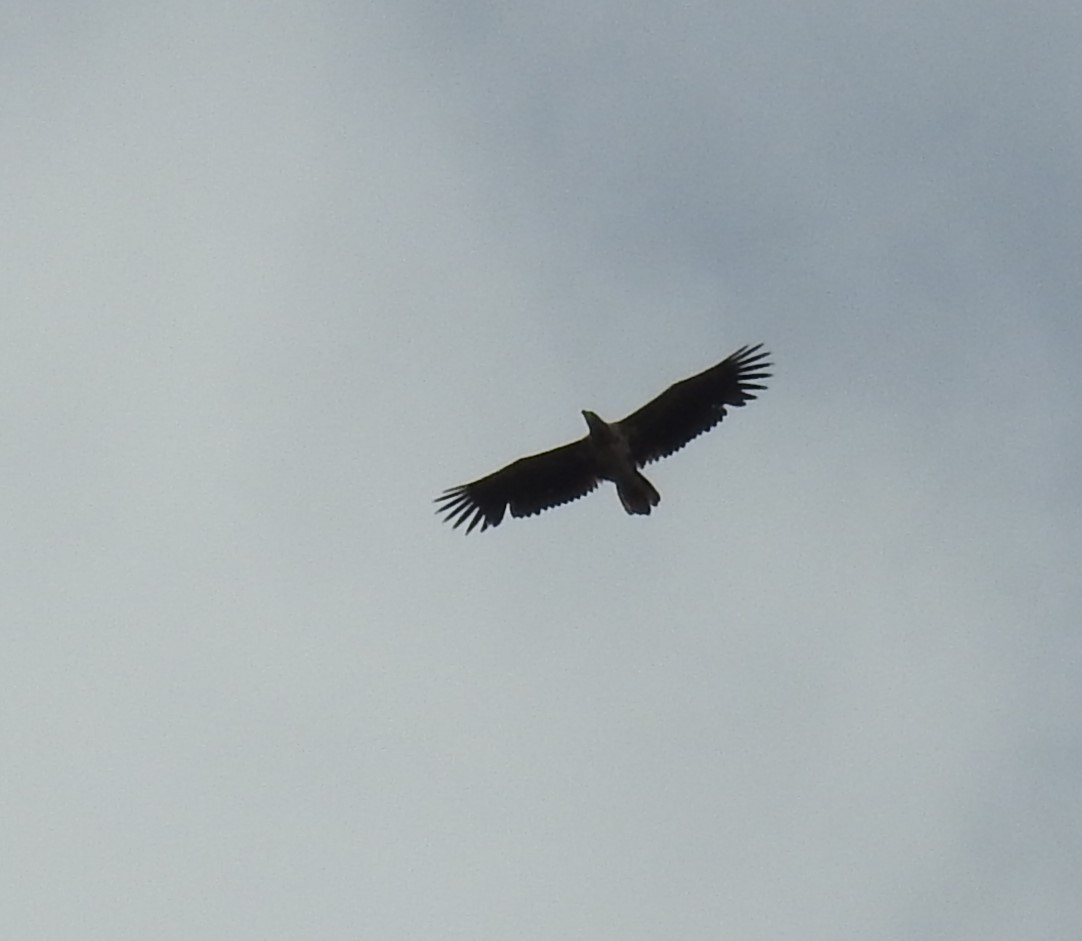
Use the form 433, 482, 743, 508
581, 410, 609, 437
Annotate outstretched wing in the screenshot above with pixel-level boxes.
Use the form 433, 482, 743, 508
435, 439, 601, 533
617, 344, 771, 466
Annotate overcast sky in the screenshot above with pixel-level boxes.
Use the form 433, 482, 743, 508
4, 2, 1081, 938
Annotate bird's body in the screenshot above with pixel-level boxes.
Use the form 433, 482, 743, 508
580, 410, 660, 516
436, 344, 771, 533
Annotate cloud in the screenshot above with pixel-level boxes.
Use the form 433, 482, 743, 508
3, 2, 1079, 938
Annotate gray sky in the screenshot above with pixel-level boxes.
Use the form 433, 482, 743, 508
4, 2, 1080, 938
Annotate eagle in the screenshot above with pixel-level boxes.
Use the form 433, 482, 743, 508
436, 343, 771, 533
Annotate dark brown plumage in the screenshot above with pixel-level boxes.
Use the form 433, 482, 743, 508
436, 344, 771, 533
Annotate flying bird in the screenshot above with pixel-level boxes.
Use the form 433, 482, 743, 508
436, 343, 771, 533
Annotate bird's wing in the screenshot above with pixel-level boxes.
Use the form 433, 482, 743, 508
617, 344, 771, 466
435, 438, 601, 533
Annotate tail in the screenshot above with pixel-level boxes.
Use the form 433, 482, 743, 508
616, 470, 661, 516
